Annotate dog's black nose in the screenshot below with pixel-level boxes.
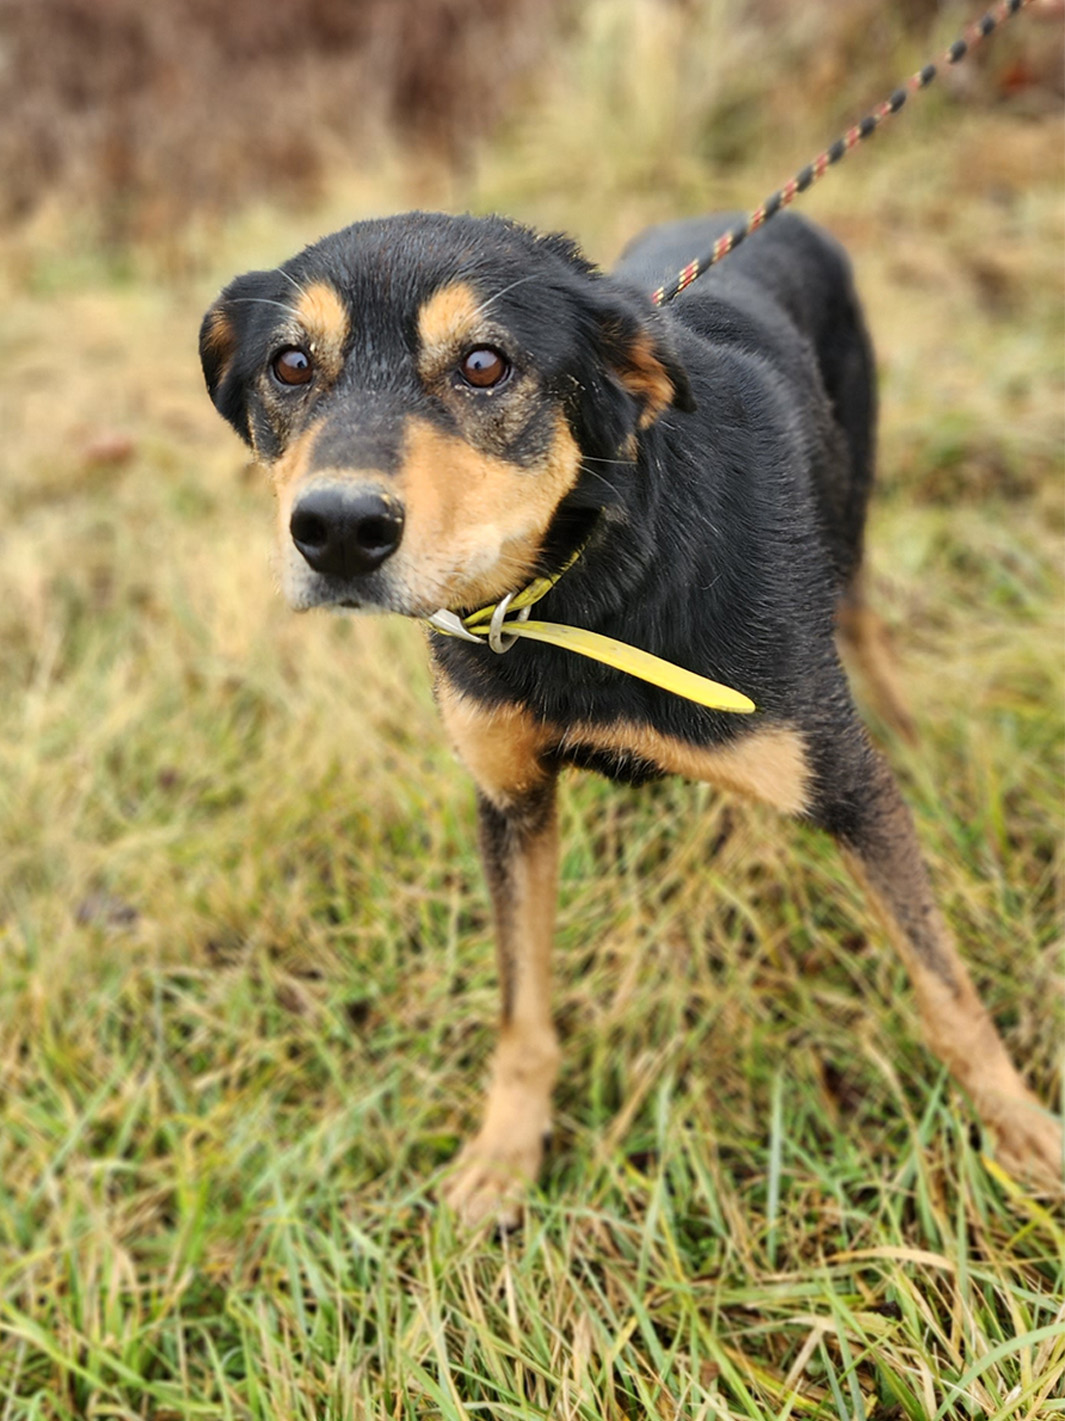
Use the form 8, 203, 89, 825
290, 487, 404, 577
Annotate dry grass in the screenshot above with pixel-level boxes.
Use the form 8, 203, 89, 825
0, 1, 1063, 1415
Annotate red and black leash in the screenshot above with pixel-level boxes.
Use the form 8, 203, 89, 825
651, 0, 1036, 307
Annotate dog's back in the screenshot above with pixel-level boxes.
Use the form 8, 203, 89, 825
616, 213, 876, 586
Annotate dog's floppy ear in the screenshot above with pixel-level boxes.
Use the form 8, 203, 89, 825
568, 280, 695, 457
605, 314, 696, 429
199, 270, 278, 445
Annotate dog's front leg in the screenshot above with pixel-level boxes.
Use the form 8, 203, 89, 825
436, 685, 560, 1228
443, 782, 560, 1228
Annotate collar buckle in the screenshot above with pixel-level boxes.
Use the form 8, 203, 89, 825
426, 608, 483, 644
487, 592, 531, 654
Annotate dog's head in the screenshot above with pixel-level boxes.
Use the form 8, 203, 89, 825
200, 212, 693, 617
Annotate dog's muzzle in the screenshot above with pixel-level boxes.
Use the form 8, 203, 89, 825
289, 485, 404, 578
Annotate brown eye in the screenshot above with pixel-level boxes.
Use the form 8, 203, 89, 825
271, 346, 314, 386
460, 347, 509, 389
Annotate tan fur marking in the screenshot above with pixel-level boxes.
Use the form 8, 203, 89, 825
416, 282, 481, 369
438, 676, 810, 816
294, 281, 349, 374
562, 720, 812, 816
202, 306, 236, 366
441, 740, 560, 1228
269, 418, 325, 534
398, 414, 582, 612
436, 676, 551, 806
442, 805, 561, 1229
618, 331, 676, 428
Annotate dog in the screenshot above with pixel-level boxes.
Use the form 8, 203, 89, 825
200, 209, 1062, 1225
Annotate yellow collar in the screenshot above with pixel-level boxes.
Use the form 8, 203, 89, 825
425, 551, 756, 715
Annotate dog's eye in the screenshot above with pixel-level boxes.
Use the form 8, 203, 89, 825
460, 347, 510, 389
271, 347, 314, 387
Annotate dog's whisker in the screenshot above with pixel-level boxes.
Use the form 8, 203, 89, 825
273, 267, 313, 302
471, 273, 545, 319
228, 296, 299, 315
578, 464, 625, 492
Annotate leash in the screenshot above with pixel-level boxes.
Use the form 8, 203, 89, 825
428, 0, 1036, 713
651, 0, 1036, 306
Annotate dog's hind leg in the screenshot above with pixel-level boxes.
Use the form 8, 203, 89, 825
835, 571, 917, 744
436, 684, 560, 1228
818, 734, 1062, 1186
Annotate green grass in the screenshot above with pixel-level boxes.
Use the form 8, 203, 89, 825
1, 2, 1063, 1414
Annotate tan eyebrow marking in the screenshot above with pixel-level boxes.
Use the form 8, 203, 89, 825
293, 281, 350, 375
416, 281, 481, 371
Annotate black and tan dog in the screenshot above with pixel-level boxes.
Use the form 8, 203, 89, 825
201, 210, 1061, 1224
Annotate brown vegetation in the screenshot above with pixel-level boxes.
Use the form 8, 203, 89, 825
0, 0, 561, 240
1, 0, 1060, 245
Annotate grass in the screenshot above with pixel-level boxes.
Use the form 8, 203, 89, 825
1, 1, 1063, 1414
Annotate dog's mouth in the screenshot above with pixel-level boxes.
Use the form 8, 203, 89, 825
288, 580, 412, 618
281, 559, 457, 622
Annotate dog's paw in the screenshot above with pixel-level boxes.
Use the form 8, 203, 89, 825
989, 1106, 1064, 1194
441, 1129, 548, 1231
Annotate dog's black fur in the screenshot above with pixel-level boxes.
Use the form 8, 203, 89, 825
201, 209, 1061, 1223
433, 213, 875, 827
